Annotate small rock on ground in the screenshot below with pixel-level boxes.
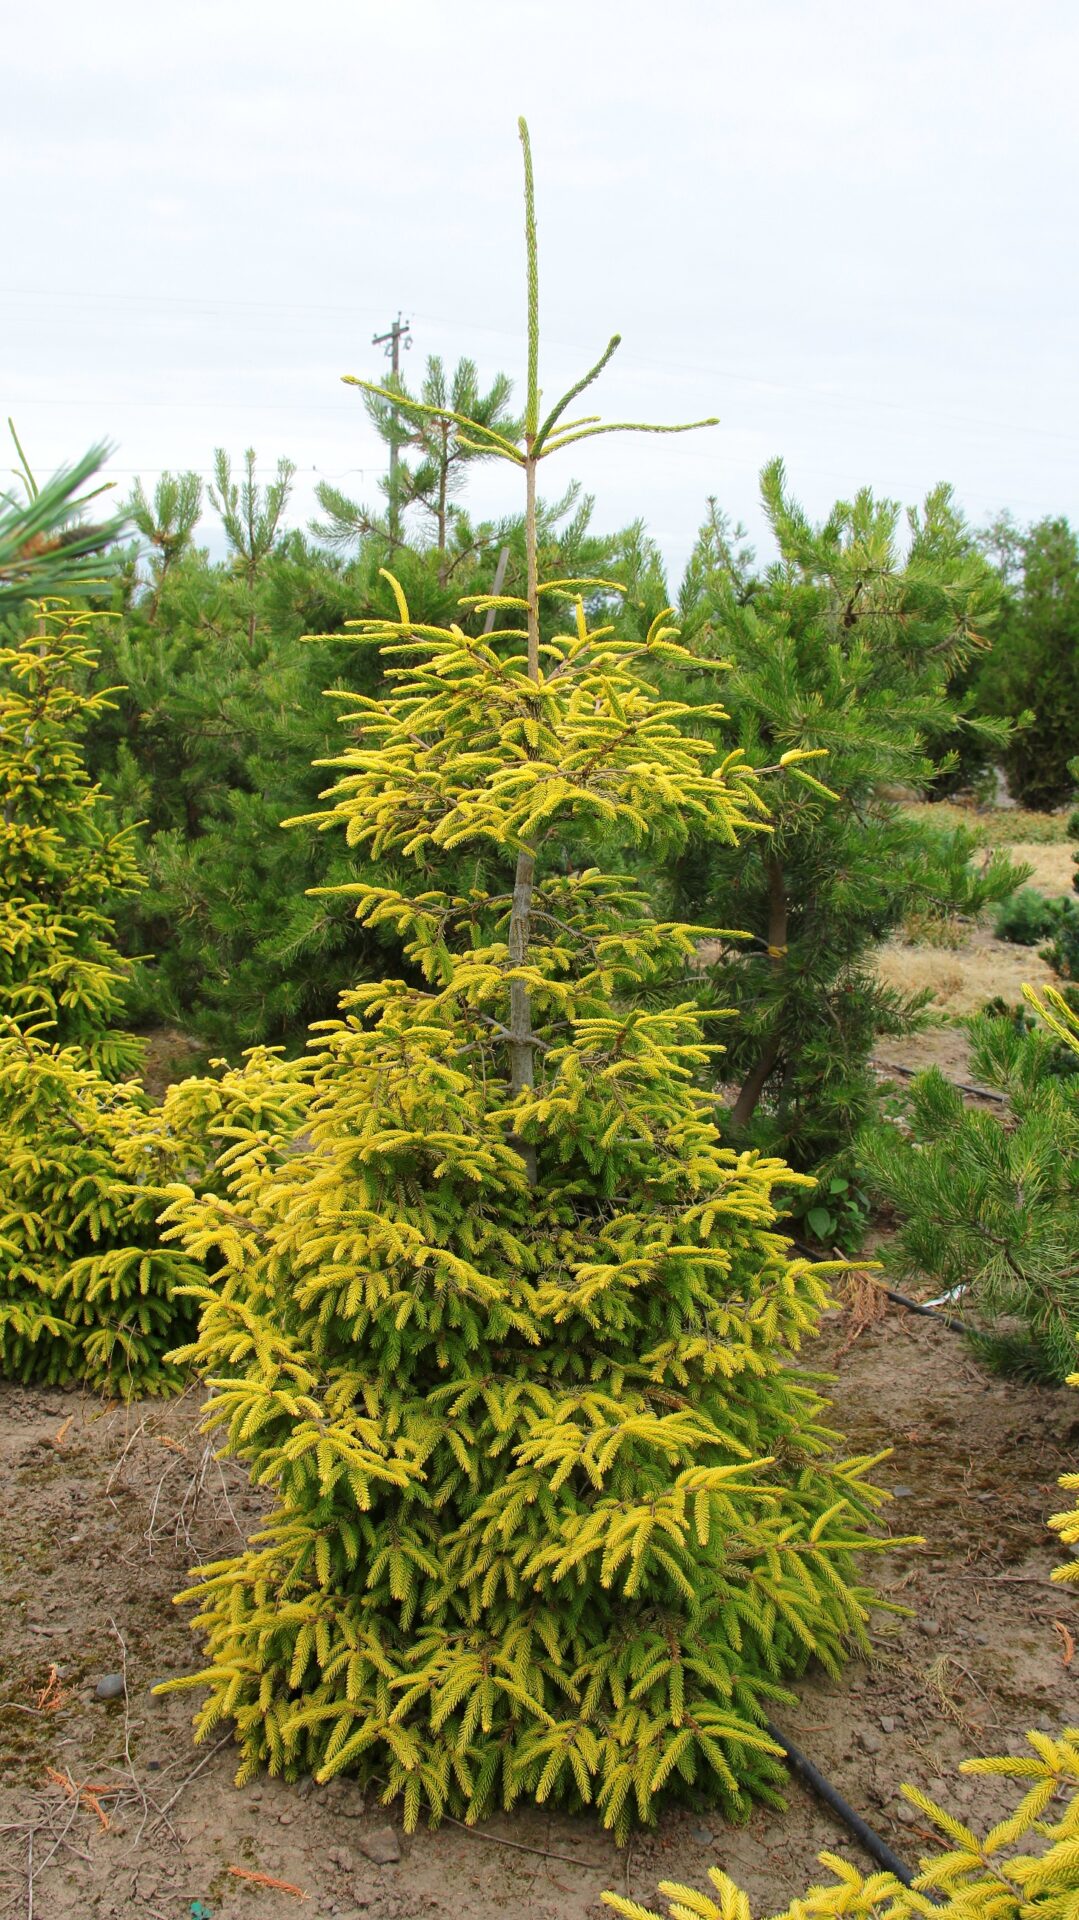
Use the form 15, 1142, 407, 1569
357, 1826, 401, 1865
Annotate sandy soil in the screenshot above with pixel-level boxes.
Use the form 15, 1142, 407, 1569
2, 1314, 1075, 1920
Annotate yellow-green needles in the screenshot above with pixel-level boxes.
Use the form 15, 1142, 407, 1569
158, 122, 895, 1838
340, 117, 720, 1183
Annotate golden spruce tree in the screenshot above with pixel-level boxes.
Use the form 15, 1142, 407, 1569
0, 599, 184, 1392
158, 124, 899, 1833
0, 601, 144, 1070
605, 1002, 1079, 1913
606, 1375, 1079, 1920
0, 602, 310, 1393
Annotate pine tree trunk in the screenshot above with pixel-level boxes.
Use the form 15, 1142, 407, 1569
730, 851, 788, 1130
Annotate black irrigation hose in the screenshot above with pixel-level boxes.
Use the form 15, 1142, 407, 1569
872, 1058, 1008, 1106
765, 1720, 916, 1887
875, 1284, 967, 1337
789, 1241, 967, 1334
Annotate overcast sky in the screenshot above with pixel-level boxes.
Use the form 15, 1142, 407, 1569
6, 0, 1078, 580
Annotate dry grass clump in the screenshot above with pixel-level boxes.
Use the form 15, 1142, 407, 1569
877, 928, 1056, 1015
902, 799, 1072, 845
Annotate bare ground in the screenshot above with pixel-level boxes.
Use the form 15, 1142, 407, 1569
2, 1312, 1075, 1920
868, 835, 1075, 1082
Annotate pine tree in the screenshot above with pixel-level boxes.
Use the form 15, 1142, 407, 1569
209, 447, 295, 647
156, 123, 898, 1835
82, 520, 396, 1045
314, 353, 520, 576
976, 515, 1079, 809
0, 428, 127, 613
663, 468, 1019, 1191
858, 986, 1079, 1382
127, 468, 204, 619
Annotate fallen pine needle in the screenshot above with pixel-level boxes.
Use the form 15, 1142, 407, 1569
35, 1664, 66, 1712
43, 1765, 123, 1832
156, 1434, 189, 1455
1053, 1619, 1075, 1668
53, 1415, 74, 1449
228, 1866, 307, 1899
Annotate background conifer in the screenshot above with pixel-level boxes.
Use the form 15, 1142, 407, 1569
858, 987, 1079, 1382
975, 515, 1079, 809
658, 469, 1019, 1191
84, 433, 635, 1046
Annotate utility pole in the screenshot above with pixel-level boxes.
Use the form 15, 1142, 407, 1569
372, 312, 412, 541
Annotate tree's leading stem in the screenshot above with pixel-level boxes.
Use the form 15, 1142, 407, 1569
507, 448, 540, 1183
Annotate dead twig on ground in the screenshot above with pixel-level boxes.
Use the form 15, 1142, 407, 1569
442, 1815, 608, 1871
151, 1733, 234, 1822
108, 1616, 164, 1847
43, 1766, 121, 1832
33, 1667, 65, 1715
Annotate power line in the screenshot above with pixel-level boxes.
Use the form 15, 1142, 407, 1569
5, 286, 1079, 446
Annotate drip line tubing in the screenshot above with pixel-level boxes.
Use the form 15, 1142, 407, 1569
873, 1059, 1008, 1106
874, 1284, 966, 1336
765, 1720, 916, 1887
790, 1242, 967, 1334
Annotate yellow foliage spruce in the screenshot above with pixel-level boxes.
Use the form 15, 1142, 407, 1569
605, 1410, 1078, 1919
156, 124, 902, 1833
0, 601, 144, 1072
0, 599, 312, 1394
603, 993, 1079, 1911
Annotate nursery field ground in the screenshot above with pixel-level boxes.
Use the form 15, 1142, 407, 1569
874, 803, 1074, 1082
1, 1308, 1075, 1920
